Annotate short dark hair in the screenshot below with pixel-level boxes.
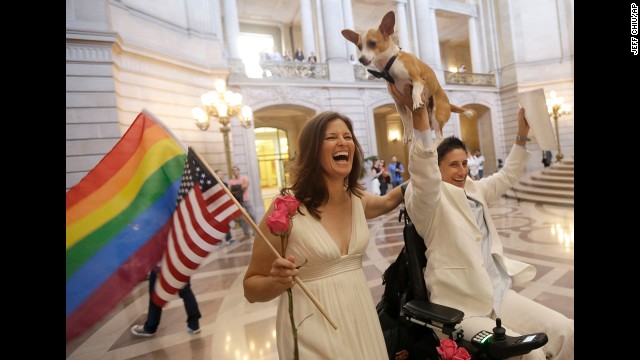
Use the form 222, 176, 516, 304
284, 111, 364, 219
437, 136, 467, 165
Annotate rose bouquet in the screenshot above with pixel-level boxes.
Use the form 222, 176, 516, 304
436, 338, 471, 360
266, 195, 306, 360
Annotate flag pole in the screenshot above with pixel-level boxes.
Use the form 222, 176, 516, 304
191, 148, 338, 330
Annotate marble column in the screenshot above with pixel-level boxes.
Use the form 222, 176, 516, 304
315, 0, 327, 61
185, 0, 216, 35
468, 16, 481, 73
222, 0, 240, 59
408, 0, 421, 59
413, 0, 441, 69
321, 0, 354, 81
212, 0, 225, 51
342, 0, 357, 60
300, 0, 316, 58
395, 0, 412, 53
321, 0, 346, 60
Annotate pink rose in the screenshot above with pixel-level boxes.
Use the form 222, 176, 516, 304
437, 338, 459, 360
452, 346, 471, 360
267, 195, 302, 360
275, 195, 300, 217
267, 208, 290, 236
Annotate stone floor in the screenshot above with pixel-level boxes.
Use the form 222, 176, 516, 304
66, 196, 574, 360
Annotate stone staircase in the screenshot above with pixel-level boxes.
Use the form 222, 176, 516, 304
504, 158, 574, 207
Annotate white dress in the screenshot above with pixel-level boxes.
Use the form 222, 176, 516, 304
467, 155, 479, 179
276, 194, 388, 360
371, 177, 381, 195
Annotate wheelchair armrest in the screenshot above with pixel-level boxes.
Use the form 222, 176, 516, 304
402, 299, 464, 327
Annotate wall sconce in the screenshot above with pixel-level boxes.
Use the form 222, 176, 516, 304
388, 129, 401, 142
191, 79, 253, 175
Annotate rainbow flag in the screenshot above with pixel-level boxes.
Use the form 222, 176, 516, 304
66, 111, 186, 342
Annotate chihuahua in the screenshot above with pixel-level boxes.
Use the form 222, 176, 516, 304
342, 10, 472, 143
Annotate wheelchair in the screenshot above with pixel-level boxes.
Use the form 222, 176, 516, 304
376, 204, 548, 360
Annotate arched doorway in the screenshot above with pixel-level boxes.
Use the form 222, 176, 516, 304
458, 104, 496, 176
252, 104, 315, 210
255, 127, 290, 209
372, 104, 410, 181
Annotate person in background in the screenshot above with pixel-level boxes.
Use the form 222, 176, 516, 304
131, 169, 206, 337
270, 50, 283, 61
542, 150, 552, 167
228, 165, 257, 240
130, 264, 202, 337
215, 169, 235, 245
308, 51, 317, 63
243, 111, 405, 359
378, 159, 390, 195
260, 49, 272, 61
389, 83, 573, 360
283, 49, 293, 62
371, 176, 381, 195
474, 149, 485, 178
458, 64, 467, 73
387, 155, 404, 188
467, 149, 480, 180
378, 159, 391, 195
293, 47, 305, 62
370, 159, 382, 195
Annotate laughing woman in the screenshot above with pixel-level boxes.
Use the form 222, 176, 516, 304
243, 111, 405, 359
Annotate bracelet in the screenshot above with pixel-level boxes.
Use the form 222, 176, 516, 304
515, 135, 531, 142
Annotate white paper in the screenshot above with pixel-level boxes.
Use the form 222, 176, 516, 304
517, 89, 557, 150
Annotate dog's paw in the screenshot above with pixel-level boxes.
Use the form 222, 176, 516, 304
412, 95, 424, 110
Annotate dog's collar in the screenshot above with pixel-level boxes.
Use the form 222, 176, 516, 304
367, 54, 397, 84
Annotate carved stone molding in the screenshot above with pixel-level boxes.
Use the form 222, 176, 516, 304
66, 45, 113, 62
111, 47, 224, 89
447, 90, 498, 109
237, 85, 327, 111
361, 88, 392, 105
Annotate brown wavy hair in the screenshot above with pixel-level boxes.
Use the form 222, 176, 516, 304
282, 111, 364, 219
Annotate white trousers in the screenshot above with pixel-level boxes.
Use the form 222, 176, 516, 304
460, 290, 574, 360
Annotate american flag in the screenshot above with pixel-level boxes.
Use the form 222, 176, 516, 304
152, 147, 241, 307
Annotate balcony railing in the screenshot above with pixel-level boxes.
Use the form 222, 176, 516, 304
259, 60, 328, 80
230, 60, 495, 88
444, 71, 496, 86
353, 64, 384, 82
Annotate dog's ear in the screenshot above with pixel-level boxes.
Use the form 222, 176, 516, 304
379, 11, 396, 37
341, 29, 360, 46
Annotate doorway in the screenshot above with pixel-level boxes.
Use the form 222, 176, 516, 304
255, 127, 290, 210
251, 105, 315, 211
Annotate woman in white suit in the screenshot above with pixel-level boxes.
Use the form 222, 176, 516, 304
389, 84, 573, 360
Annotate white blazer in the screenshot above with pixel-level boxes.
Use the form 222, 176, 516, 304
404, 138, 536, 318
